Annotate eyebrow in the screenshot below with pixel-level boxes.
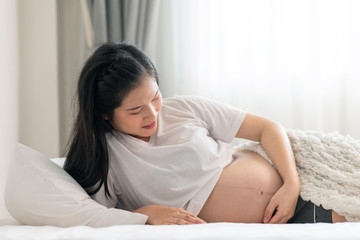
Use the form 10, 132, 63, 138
126, 89, 159, 111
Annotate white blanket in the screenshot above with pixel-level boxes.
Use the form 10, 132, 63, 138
1, 222, 360, 240
235, 129, 360, 221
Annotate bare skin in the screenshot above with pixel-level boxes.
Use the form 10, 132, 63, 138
199, 150, 283, 223
198, 150, 347, 223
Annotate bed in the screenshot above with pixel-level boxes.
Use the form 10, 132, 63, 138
1, 220, 360, 240
1, 140, 360, 240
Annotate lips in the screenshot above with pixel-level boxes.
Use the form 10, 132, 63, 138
142, 121, 156, 129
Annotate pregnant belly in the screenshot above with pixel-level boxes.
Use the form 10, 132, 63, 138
198, 150, 283, 223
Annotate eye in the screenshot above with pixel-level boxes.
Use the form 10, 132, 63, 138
129, 108, 142, 115
152, 93, 160, 101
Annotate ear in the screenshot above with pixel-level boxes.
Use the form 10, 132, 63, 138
103, 115, 109, 120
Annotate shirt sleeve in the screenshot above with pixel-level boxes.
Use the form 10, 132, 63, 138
168, 95, 246, 142
90, 182, 118, 208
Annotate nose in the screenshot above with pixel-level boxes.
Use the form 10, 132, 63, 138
144, 103, 157, 120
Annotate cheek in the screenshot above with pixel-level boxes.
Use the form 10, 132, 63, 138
156, 99, 163, 111
113, 118, 138, 132
112, 114, 136, 131
123, 116, 142, 127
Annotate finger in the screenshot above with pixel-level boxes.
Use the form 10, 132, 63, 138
263, 204, 278, 223
268, 212, 282, 224
187, 215, 206, 224
169, 217, 194, 225
278, 217, 289, 224
277, 214, 292, 224
270, 206, 294, 224
179, 215, 205, 224
268, 209, 290, 224
188, 213, 207, 223
195, 217, 206, 224
269, 215, 288, 224
180, 212, 206, 224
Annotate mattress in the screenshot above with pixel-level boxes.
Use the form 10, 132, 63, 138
1, 221, 360, 240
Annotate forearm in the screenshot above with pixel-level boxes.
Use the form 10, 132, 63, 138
236, 113, 300, 189
260, 122, 300, 189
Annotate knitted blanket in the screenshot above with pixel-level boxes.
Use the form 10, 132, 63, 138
234, 129, 360, 222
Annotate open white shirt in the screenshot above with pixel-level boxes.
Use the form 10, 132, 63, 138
93, 95, 246, 219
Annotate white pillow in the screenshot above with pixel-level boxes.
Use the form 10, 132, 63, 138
4, 142, 147, 227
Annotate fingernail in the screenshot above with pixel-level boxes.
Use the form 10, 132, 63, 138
263, 218, 268, 223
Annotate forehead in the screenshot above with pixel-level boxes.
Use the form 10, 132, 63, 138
121, 75, 158, 107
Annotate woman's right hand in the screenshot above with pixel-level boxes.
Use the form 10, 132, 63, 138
133, 205, 206, 225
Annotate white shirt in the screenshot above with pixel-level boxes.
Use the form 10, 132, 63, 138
93, 95, 246, 218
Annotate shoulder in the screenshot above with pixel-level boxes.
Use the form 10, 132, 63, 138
163, 95, 198, 105
163, 95, 217, 110
159, 95, 216, 122
163, 95, 242, 113
162, 95, 211, 116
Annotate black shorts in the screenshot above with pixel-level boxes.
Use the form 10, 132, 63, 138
287, 196, 332, 223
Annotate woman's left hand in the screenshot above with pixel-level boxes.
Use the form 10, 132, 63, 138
263, 182, 299, 224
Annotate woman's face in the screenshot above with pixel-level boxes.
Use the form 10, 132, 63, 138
109, 75, 162, 141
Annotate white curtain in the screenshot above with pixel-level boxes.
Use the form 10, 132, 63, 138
157, 0, 360, 138
0, 0, 18, 220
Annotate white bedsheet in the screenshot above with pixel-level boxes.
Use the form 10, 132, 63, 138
1, 222, 359, 240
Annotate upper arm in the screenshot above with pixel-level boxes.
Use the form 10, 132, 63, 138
235, 113, 277, 142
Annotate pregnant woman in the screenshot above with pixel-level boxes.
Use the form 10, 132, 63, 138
64, 42, 346, 225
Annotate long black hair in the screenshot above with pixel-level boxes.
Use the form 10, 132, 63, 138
64, 42, 159, 197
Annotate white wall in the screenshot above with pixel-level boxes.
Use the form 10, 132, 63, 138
0, 0, 61, 220
18, 0, 60, 158
0, 0, 19, 219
